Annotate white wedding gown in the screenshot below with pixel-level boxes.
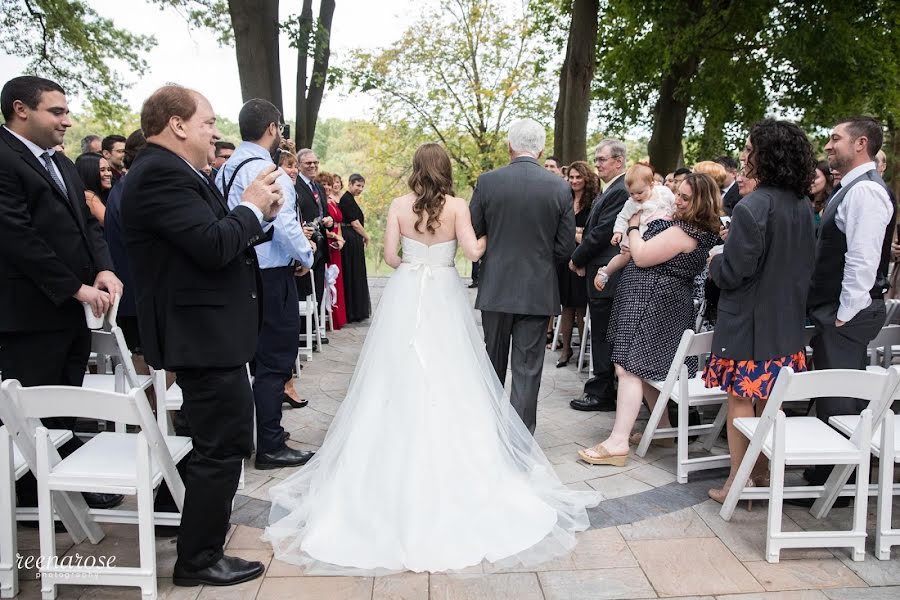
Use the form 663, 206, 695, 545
265, 236, 601, 574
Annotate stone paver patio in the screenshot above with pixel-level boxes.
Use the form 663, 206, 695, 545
12, 277, 900, 599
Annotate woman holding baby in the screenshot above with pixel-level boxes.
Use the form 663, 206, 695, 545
577, 167, 722, 466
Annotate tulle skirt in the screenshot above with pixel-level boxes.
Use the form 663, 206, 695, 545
265, 261, 601, 574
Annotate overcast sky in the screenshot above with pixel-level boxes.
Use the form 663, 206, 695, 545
0, 0, 417, 121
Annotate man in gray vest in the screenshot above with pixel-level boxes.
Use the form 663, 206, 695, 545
470, 118, 575, 434
803, 116, 895, 491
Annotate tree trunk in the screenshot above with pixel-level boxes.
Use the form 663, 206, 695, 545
296, 0, 335, 148
889, 122, 900, 200
553, 0, 599, 165
228, 0, 282, 112
647, 56, 699, 174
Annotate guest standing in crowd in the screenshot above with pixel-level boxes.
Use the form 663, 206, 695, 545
316, 171, 347, 329
0, 76, 124, 513
101, 134, 126, 185
568, 140, 629, 412
122, 84, 286, 587
578, 173, 721, 465
702, 120, 817, 504
716, 156, 742, 215
75, 151, 113, 226
278, 150, 299, 184
809, 160, 834, 231
553, 161, 596, 367
544, 156, 563, 177
693, 160, 727, 191
340, 173, 372, 322
217, 99, 315, 469
80, 133, 101, 155
211, 140, 235, 178
802, 116, 896, 493
295, 148, 331, 341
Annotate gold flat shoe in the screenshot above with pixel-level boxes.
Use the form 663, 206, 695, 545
578, 443, 628, 466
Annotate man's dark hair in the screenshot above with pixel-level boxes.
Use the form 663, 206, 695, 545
836, 116, 884, 159
714, 155, 739, 172
545, 156, 561, 166
214, 140, 235, 157
101, 134, 126, 153
1, 76, 65, 121
673, 167, 692, 177
80, 134, 100, 155
123, 129, 147, 169
349, 173, 366, 184
238, 98, 282, 142
747, 118, 815, 198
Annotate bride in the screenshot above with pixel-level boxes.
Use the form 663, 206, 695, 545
265, 143, 601, 574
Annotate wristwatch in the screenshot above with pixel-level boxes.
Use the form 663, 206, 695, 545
626, 225, 640, 235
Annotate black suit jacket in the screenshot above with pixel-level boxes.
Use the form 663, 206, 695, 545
470, 156, 575, 316
722, 183, 742, 216
709, 185, 815, 359
570, 174, 629, 298
295, 177, 329, 267
0, 126, 113, 332
121, 143, 267, 370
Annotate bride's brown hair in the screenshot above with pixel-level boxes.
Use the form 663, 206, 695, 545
408, 143, 454, 234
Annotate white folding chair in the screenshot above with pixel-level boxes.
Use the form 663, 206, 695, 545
0, 426, 73, 598
297, 270, 322, 361
577, 311, 591, 374
866, 324, 900, 370
635, 329, 730, 482
719, 367, 900, 563
1, 380, 191, 599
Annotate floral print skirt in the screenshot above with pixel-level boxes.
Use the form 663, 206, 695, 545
702, 351, 807, 400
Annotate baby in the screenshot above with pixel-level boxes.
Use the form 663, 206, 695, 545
611, 163, 676, 250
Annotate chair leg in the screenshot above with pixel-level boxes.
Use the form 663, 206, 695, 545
766, 412, 787, 563
703, 402, 728, 453
136, 434, 158, 599
850, 410, 872, 562
0, 430, 17, 599
876, 412, 895, 560
35, 429, 57, 600
677, 398, 689, 484
720, 423, 765, 521
636, 391, 669, 458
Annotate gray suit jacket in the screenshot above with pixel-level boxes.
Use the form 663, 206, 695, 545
470, 156, 575, 315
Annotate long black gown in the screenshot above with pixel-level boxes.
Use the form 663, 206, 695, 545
339, 191, 372, 322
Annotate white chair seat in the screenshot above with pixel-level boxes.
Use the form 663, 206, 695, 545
647, 376, 727, 406
11, 429, 72, 480
82, 372, 151, 392
831, 414, 900, 458
734, 416, 860, 463
48, 432, 191, 492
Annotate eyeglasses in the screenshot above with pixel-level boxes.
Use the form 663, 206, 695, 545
301, 160, 319, 167
594, 155, 620, 165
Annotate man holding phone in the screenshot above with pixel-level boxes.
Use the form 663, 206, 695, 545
216, 98, 315, 470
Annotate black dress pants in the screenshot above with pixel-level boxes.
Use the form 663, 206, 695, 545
172, 366, 254, 570
0, 325, 91, 506
254, 267, 299, 453
582, 268, 616, 400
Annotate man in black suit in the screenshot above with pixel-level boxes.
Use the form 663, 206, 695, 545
295, 148, 332, 343
716, 155, 742, 216
121, 84, 285, 587
470, 118, 575, 434
0, 75, 124, 511
569, 139, 629, 412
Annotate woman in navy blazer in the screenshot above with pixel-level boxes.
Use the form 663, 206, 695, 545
703, 119, 817, 504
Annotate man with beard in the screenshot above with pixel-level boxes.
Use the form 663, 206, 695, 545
216, 98, 315, 469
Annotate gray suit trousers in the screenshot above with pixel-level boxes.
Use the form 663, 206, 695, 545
481, 311, 547, 434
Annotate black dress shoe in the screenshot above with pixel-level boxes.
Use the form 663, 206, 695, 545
785, 495, 851, 508
255, 446, 315, 470
556, 352, 573, 368
468, 281, 478, 288
282, 394, 308, 409
173, 555, 264, 587
570, 393, 616, 412
84, 492, 124, 509
320, 336, 329, 345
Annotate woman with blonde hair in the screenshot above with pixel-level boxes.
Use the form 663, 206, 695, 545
267, 142, 599, 573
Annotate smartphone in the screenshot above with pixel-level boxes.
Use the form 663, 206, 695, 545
720, 216, 732, 229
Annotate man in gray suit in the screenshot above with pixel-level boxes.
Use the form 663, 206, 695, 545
470, 118, 576, 434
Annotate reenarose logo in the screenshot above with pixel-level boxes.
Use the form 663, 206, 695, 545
16, 553, 118, 578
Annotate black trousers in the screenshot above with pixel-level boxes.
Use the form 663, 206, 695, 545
254, 267, 299, 453
0, 325, 91, 506
481, 312, 547, 434
471, 259, 480, 283
172, 366, 254, 570
582, 269, 616, 400
806, 299, 885, 484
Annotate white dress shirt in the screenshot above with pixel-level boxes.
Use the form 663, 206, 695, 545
3, 125, 67, 192
833, 161, 893, 322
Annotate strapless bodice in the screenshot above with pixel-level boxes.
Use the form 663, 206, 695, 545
400, 236, 457, 268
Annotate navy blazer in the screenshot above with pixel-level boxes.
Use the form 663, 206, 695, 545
570, 175, 630, 298
709, 185, 815, 360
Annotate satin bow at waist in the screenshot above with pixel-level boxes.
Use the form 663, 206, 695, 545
402, 258, 455, 269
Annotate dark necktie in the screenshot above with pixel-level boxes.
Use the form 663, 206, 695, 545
309, 181, 323, 218
40, 152, 67, 196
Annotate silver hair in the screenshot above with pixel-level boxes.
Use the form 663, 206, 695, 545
80, 134, 100, 155
507, 118, 546, 156
297, 148, 316, 162
595, 138, 626, 159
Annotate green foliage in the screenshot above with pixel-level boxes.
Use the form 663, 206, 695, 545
1, 0, 156, 124
347, 0, 554, 186
149, 0, 232, 43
